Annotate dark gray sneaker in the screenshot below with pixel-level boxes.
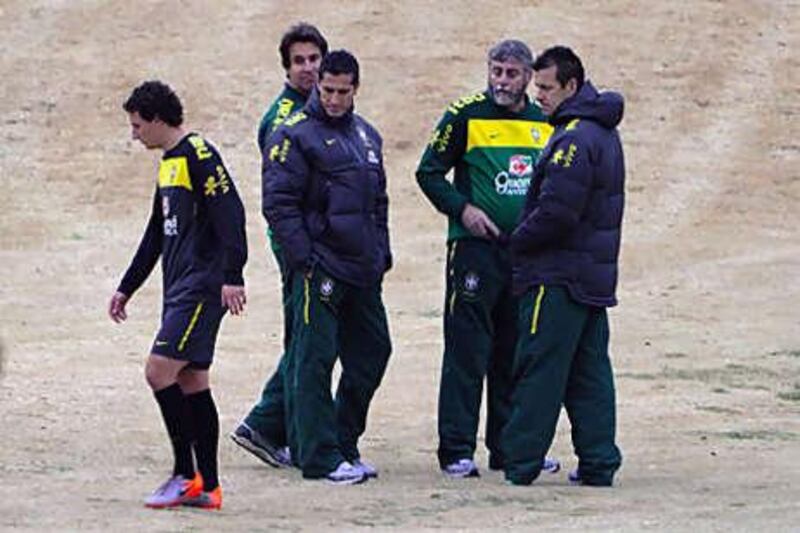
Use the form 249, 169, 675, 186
230, 423, 292, 468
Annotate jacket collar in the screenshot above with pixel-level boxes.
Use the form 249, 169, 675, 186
283, 82, 309, 103
304, 86, 355, 127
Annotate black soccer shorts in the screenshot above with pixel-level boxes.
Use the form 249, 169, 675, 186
151, 299, 227, 370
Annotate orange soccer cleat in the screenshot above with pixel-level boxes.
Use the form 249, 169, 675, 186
182, 485, 222, 510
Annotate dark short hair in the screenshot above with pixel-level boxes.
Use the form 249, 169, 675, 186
319, 50, 360, 86
122, 80, 183, 126
279, 22, 328, 70
533, 46, 585, 89
488, 39, 534, 69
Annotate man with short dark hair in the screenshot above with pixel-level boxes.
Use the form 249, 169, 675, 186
256, 23, 329, 152
231, 22, 328, 469
263, 50, 392, 485
110, 80, 248, 508
502, 46, 625, 487
416, 39, 560, 479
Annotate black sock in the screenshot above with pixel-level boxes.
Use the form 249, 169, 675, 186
154, 383, 195, 479
187, 388, 219, 491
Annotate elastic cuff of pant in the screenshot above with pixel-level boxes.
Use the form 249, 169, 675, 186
301, 470, 329, 480
488, 457, 505, 471
437, 455, 472, 469
242, 414, 260, 430
302, 456, 345, 480
242, 414, 269, 436
579, 476, 614, 487
505, 475, 534, 486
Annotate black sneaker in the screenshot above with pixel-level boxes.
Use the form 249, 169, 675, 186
230, 423, 292, 468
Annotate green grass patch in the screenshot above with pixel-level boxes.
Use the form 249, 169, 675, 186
617, 372, 657, 380
695, 405, 741, 415
418, 308, 442, 319
625, 364, 779, 391
777, 384, 800, 402
769, 349, 800, 358
718, 430, 796, 441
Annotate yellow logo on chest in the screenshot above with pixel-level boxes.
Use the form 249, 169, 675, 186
158, 157, 192, 191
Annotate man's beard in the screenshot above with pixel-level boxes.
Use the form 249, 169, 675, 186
489, 84, 525, 108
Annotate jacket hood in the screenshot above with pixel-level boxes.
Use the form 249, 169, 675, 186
551, 80, 624, 129
304, 86, 355, 126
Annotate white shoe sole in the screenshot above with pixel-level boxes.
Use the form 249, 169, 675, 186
325, 474, 367, 486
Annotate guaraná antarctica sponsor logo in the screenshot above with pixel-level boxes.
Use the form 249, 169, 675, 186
494, 154, 533, 196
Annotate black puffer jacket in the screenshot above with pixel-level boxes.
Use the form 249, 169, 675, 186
262, 88, 391, 287
511, 81, 625, 307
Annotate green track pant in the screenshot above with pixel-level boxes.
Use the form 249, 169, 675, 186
502, 285, 622, 485
438, 238, 516, 469
288, 267, 392, 478
244, 249, 294, 449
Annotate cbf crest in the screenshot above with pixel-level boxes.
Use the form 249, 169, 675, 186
320, 277, 335, 299
463, 271, 480, 294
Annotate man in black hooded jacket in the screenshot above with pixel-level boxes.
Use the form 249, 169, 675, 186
502, 46, 625, 487
262, 50, 391, 485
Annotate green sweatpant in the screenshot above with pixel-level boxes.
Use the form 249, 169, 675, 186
244, 248, 294, 449
438, 238, 517, 469
288, 266, 392, 478
502, 285, 622, 485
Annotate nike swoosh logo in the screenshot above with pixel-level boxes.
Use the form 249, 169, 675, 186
325, 139, 336, 146
155, 340, 169, 346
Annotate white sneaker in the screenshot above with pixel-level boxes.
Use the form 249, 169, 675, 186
352, 459, 378, 479
326, 461, 367, 485
542, 456, 561, 474
442, 458, 480, 478
143, 473, 202, 508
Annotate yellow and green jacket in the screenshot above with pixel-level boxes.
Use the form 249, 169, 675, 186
258, 83, 309, 253
257, 83, 308, 153
416, 90, 552, 241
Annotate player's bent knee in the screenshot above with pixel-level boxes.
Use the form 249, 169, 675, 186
177, 368, 210, 394
144, 353, 184, 391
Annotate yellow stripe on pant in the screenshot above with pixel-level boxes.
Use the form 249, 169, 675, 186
178, 302, 204, 352
303, 277, 310, 325
448, 241, 459, 315
530, 285, 545, 334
